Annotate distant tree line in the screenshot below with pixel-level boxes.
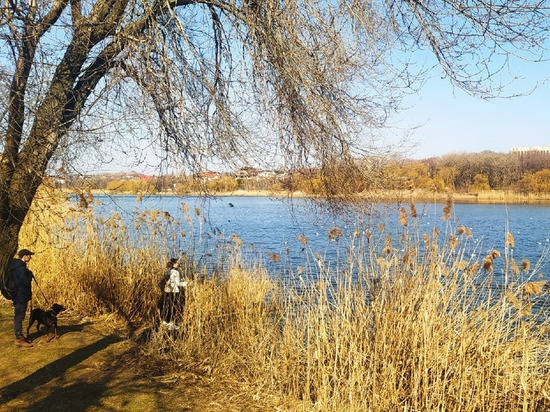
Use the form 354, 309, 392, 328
57, 151, 550, 196
58, 172, 274, 194
286, 151, 550, 195
422, 150, 550, 193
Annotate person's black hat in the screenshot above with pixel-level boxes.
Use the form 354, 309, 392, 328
18, 249, 35, 258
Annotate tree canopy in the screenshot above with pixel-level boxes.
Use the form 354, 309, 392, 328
1, 0, 549, 265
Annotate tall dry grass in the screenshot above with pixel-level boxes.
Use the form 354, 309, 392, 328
18, 190, 550, 410
18, 190, 196, 324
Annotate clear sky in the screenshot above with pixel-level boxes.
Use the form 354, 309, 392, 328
390, 58, 550, 160
88, 52, 550, 174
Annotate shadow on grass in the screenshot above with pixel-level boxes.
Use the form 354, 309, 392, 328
25, 380, 110, 411
25, 321, 90, 341
0, 334, 121, 405
26, 377, 193, 412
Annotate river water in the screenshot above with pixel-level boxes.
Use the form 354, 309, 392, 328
89, 195, 550, 284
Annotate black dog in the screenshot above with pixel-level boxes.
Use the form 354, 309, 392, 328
27, 304, 66, 342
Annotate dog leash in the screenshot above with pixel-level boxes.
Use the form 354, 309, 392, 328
32, 275, 51, 306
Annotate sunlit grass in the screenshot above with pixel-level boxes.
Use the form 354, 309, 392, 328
18, 190, 550, 410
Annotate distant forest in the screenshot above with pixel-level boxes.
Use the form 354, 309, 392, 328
58, 151, 550, 196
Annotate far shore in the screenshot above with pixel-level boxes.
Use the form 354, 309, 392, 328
85, 189, 550, 205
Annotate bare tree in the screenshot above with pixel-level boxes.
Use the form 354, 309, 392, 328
1, 0, 549, 272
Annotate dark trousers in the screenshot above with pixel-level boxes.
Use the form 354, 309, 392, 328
13, 301, 28, 339
160, 292, 185, 323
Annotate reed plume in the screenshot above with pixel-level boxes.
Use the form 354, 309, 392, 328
399, 207, 408, 226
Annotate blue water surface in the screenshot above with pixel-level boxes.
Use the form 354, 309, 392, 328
87, 195, 550, 282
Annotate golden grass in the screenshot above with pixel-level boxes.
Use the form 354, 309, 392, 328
18, 190, 550, 411
18, 190, 184, 324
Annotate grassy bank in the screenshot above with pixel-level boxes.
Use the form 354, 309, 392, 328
0, 302, 269, 411
13, 190, 550, 410
426, 190, 550, 204
88, 187, 550, 205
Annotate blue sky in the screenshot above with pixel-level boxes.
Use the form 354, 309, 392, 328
390, 59, 550, 160
110, 71, 550, 174
88, 50, 550, 174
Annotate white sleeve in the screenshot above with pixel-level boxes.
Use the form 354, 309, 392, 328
172, 269, 187, 287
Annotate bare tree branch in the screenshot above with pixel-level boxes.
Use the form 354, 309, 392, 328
0, 0, 549, 267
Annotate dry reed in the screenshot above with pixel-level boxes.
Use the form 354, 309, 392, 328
17, 191, 550, 411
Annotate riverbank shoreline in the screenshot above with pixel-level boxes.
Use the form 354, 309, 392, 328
87, 188, 550, 205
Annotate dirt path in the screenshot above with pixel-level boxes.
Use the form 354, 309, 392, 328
0, 302, 221, 411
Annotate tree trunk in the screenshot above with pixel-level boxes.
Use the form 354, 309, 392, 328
0, 217, 25, 284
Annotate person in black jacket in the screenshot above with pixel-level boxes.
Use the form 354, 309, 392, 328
10, 249, 35, 347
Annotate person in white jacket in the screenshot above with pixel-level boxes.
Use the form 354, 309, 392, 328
161, 258, 187, 330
